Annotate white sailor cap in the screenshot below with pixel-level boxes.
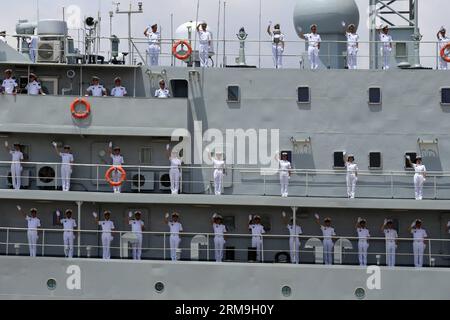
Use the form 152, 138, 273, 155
386, 219, 393, 224
172, 212, 180, 217
65, 209, 73, 214
253, 215, 261, 220
415, 219, 422, 224
347, 153, 355, 158
359, 218, 367, 223
440, 26, 446, 32
213, 214, 223, 220
30, 208, 38, 213
324, 217, 331, 222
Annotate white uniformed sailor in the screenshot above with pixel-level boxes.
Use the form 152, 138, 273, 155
282, 211, 302, 264
166, 144, 182, 195
26, 34, 38, 63
437, 27, 450, 70
4, 141, 23, 190
378, 25, 393, 70
314, 214, 336, 265
249, 215, 266, 262
267, 22, 285, 68
207, 149, 226, 196
406, 155, 426, 200
56, 209, 77, 258
128, 211, 145, 260
300, 24, 322, 70
355, 218, 370, 266
277, 152, 292, 197
165, 212, 183, 261
197, 22, 212, 68
144, 24, 161, 66
94, 211, 115, 260
344, 24, 359, 69
17, 206, 41, 257
52, 142, 74, 192
25, 73, 45, 95
108, 142, 125, 193
110, 77, 127, 97
343, 152, 358, 199
1, 69, 18, 95
155, 80, 171, 98
381, 219, 398, 267
86, 76, 107, 97
409, 219, 428, 268
212, 214, 227, 262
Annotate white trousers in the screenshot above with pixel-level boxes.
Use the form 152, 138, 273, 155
381, 46, 391, 70
102, 233, 113, 260
27, 230, 38, 257
61, 164, 72, 192
112, 169, 122, 193
11, 163, 22, 190
199, 43, 209, 67
346, 174, 357, 198
439, 54, 448, 70
413, 241, 426, 268
386, 242, 396, 267
289, 237, 300, 264
29, 49, 37, 63
170, 235, 181, 261
252, 236, 263, 262
132, 233, 143, 260
347, 46, 358, 69
414, 174, 425, 200
170, 168, 180, 194
280, 174, 289, 197
63, 231, 75, 258
214, 169, 224, 195
358, 240, 369, 266
323, 239, 333, 265
214, 236, 225, 262
308, 46, 319, 70
272, 45, 284, 68
148, 44, 160, 66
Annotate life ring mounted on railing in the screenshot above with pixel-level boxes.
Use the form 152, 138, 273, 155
172, 40, 193, 60
70, 98, 91, 119
440, 43, 450, 63
105, 166, 127, 187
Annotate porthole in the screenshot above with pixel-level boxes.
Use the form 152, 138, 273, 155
281, 285, 292, 297
155, 282, 165, 293
46, 278, 57, 291
354, 287, 366, 300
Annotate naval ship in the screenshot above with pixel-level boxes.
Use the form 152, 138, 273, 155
1, 0, 450, 300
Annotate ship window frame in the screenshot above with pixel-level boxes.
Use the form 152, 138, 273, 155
226, 85, 240, 103
368, 87, 382, 105
39, 76, 59, 95
297, 86, 311, 104
440, 87, 450, 106
139, 147, 152, 165
404, 152, 417, 170
169, 79, 188, 98
395, 42, 407, 59
333, 151, 345, 169
369, 152, 382, 170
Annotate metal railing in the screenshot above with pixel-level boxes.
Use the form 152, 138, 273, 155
0, 226, 449, 268
1, 160, 450, 199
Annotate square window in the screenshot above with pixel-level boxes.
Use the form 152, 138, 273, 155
227, 85, 240, 102
139, 147, 152, 165
441, 88, 450, 105
369, 87, 381, 104
395, 42, 407, 58
369, 152, 382, 169
170, 79, 188, 98
297, 86, 310, 103
405, 152, 417, 169
333, 151, 345, 168
223, 216, 235, 233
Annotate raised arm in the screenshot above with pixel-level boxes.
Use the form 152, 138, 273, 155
166, 144, 171, 159
266, 23, 272, 36
52, 141, 60, 156
144, 26, 150, 37
16, 205, 26, 218
381, 219, 387, 232
56, 210, 62, 225
164, 212, 170, 224
248, 214, 253, 228
405, 155, 413, 168
4, 141, 11, 152
408, 220, 415, 233
281, 211, 289, 225
107, 141, 113, 156
92, 211, 99, 224
126, 211, 133, 224
314, 213, 322, 227
355, 217, 361, 229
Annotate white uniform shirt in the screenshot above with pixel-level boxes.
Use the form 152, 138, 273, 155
304, 33, 321, 47
413, 164, 426, 174
384, 228, 398, 243
111, 154, 124, 166
379, 33, 392, 47
272, 32, 285, 45
60, 152, 74, 164
111, 86, 127, 97
155, 88, 170, 98
2, 78, 18, 94
87, 84, 106, 97
99, 220, 115, 233
10, 150, 24, 163
213, 223, 227, 236
213, 159, 225, 171
168, 221, 183, 236
279, 160, 291, 176
249, 224, 265, 237
412, 228, 428, 241
61, 218, 77, 232
346, 162, 358, 175
170, 157, 181, 169
26, 216, 41, 230
346, 32, 359, 48
198, 30, 212, 45
321, 226, 336, 240
438, 34, 450, 49
130, 220, 144, 233
25, 80, 41, 95
357, 227, 370, 241
447, 221, 450, 234
287, 224, 302, 236
147, 31, 160, 46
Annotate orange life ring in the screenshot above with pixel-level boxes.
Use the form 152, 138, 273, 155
440, 43, 450, 63
70, 98, 91, 119
105, 166, 126, 187
172, 40, 192, 60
